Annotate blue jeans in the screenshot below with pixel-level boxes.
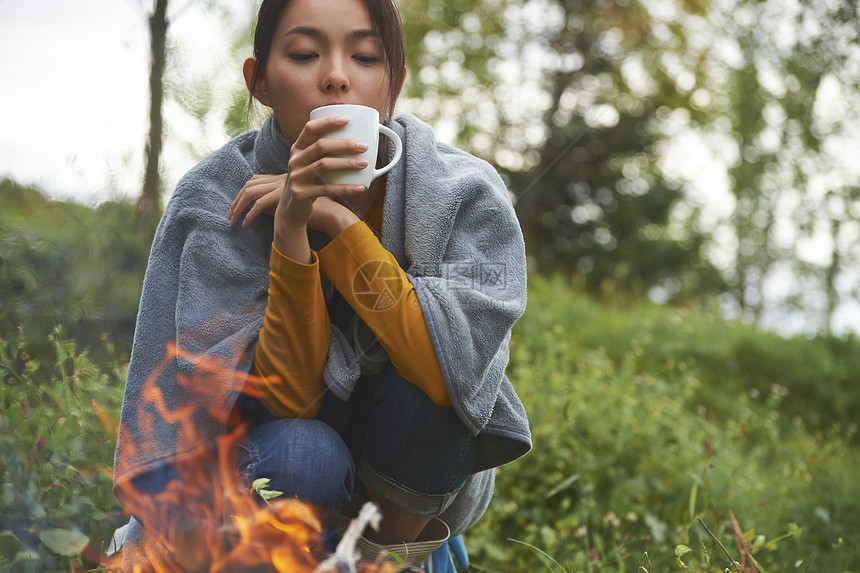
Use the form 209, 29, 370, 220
232, 364, 478, 539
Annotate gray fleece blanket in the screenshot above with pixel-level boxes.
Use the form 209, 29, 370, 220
113, 113, 530, 507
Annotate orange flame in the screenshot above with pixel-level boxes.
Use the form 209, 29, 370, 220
102, 343, 407, 572
101, 343, 329, 571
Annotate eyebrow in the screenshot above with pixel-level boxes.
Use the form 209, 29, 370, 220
283, 26, 380, 40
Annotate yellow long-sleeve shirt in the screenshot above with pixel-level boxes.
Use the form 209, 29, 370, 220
251, 191, 450, 419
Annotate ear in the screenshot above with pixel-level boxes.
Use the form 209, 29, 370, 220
243, 57, 271, 107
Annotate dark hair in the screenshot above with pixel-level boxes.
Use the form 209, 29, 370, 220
248, 0, 406, 119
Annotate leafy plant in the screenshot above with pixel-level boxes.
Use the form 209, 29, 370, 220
0, 179, 146, 372
0, 331, 126, 571
251, 478, 284, 505
467, 275, 860, 571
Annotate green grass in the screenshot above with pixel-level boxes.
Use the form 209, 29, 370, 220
0, 332, 126, 571
468, 275, 860, 571
1, 184, 858, 570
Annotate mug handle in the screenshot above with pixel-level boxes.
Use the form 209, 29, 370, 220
373, 125, 403, 179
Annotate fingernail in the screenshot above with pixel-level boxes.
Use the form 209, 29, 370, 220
356, 143, 369, 152
352, 185, 365, 192
336, 116, 349, 123
356, 159, 369, 167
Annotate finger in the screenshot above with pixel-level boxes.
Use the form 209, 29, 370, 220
240, 203, 261, 228
230, 175, 286, 226
289, 139, 369, 178
286, 157, 368, 198
228, 196, 247, 226
240, 175, 286, 201
241, 192, 279, 227
228, 191, 244, 223
229, 178, 263, 224
230, 174, 268, 215
229, 190, 259, 226
292, 118, 372, 164
306, 136, 369, 158
288, 179, 367, 203
245, 173, 287, 190
292, 115, 350, 150
310, 156, 369, 179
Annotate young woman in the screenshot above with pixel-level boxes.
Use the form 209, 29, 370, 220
113, 0, 530, 568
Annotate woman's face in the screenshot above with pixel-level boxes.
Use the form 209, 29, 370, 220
255, 0, 393, 144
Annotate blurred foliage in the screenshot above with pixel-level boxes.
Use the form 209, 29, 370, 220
0, 180, 137, 569
0, 179, 147, 371
0, 331, 126, 571
398, 0, 727, 299
396, 0, 860, 333
512, 275, 860, 439
468, 274, 860, 571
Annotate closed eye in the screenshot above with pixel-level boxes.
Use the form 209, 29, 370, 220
353, 55, 381, 64
290, 53, 318, 62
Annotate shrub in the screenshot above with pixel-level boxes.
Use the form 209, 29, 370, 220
0, 331, 126, 571
0, 179, 145, 370
467, 275, 860, 571
511, 275, 860, 442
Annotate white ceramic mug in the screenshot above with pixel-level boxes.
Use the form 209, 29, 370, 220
309, 104, 403, 188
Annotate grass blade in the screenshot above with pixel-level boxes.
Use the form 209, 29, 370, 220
507, 538, 567, 573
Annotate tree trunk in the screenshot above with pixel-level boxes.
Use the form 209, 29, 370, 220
825, 213, 840, 336
138, 0, 169, 243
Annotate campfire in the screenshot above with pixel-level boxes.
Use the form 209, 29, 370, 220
105, 343, 404, 572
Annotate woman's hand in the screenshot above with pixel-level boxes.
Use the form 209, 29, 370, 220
228, 174, 286, 228
277, 116, 367, 226
273, 116, 367, 261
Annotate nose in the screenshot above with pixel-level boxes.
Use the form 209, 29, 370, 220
322, 54, 350, 92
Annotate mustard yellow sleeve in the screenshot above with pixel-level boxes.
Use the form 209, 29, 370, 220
251, 244, 330, 419
317, 222, 451, 406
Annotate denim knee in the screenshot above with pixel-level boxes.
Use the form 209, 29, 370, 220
234, 418, 355, 512
350, 366, 479, 517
